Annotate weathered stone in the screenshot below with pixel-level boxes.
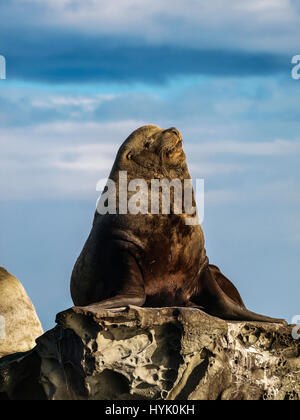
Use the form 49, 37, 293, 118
0, 267, 43, 358
0, 306, 299, 400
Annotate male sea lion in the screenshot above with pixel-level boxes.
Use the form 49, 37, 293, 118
0, 267, 43, 357
71, 125, 285, 323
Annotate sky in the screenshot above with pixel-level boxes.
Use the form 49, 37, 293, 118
0, 0, 300, 330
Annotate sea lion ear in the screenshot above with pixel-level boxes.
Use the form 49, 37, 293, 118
131, 149, 160, 170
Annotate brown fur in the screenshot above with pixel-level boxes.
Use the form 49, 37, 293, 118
71, 125, 285, 323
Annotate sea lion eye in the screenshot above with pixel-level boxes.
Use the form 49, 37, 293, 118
127, 151, 132, 160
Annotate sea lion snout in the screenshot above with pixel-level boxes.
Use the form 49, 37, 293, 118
162, 127, 183, 143
159, 127, 183, 150
160, 127, 184, 163
166, 127, 182, 140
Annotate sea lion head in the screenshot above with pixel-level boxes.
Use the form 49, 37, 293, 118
112, 125, 187, 179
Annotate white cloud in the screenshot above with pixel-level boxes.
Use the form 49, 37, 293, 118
52, 144, 117, 172
0, 76, 299, 203
1, 117, 299, 200
17, 0, 300, 52
32, 94, 116, 111
185, 139, 300, 157
0, 120, 143, 199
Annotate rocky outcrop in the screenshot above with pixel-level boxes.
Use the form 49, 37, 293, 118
0, 267, 43, 358
0, 305, 299, 400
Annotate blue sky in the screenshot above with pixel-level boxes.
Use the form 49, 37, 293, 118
0, 0, 300, 330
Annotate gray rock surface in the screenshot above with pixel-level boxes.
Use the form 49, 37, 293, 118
0, 267, 43, 358
0, 305, 299, 400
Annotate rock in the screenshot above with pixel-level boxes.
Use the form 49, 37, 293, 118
0, 267, 43, 358
0, 305, 299, 400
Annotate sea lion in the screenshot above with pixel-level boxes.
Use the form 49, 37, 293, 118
0, 267, 43, 357
71, 125, 285, 323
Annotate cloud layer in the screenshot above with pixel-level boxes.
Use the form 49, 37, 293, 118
0, 0, 298, 83
11, 0, 300, 52
1, 74, 300, 202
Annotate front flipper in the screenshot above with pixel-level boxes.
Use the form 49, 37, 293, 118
192, 267, 286, 324
75, 294, 146, 312
72, 237, 146, 311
